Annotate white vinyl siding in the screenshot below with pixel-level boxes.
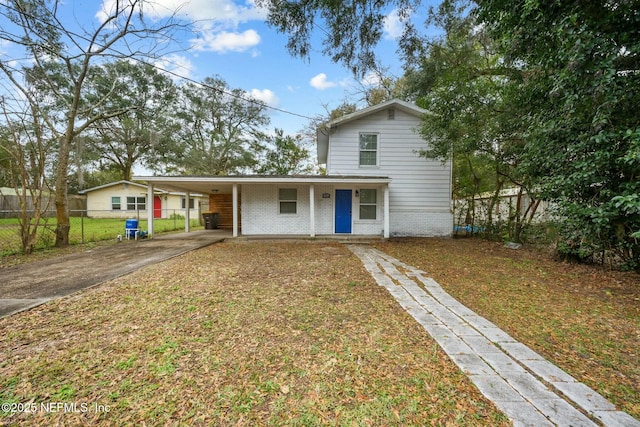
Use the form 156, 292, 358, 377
326, 108, 451, 212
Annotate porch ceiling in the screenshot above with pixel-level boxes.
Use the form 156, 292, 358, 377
133, 175, 391, 195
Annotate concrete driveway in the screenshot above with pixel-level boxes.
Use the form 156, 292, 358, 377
0, 230, 228, 318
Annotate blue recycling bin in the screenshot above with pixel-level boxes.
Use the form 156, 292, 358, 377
125, 218, 139, 239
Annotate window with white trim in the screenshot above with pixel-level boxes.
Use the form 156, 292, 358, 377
359, 189, 377, 220
126, 196, 146, 211
279, 188, 297, 214
111, 196, 121, 210
359, 133, 378, 166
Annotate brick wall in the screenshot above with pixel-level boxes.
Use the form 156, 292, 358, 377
241, 185, 311, 235
389, 209, 452, 237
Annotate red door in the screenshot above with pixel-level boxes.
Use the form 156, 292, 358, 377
153, 196, 162, 218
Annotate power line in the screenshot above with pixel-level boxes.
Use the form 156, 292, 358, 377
0, 2, 318, 122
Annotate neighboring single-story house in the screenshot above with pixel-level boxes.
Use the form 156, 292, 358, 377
134, 99, 453, 238
78, 180, 207, 219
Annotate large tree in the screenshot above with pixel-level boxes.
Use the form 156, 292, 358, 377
83, 60, 178, 183
173, 77, 270, 175
403, 1, 538, 241
261, 0, 640, 268
477, 0, 640, 268
0, 0, 183, 247
257, 0, 420, 76
256, 128, 312, 175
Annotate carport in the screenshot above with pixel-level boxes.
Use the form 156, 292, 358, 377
133, 175, 392, 238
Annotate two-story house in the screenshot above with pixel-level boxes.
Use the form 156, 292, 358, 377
135, 99, 452, 238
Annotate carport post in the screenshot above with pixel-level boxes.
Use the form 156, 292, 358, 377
309, 184, 315, 237
232, 183, 238, 237
147, 183, 154, 238
185, 191, 191, 233
383, 185, 390, 238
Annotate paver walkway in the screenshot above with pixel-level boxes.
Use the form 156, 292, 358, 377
348, 245, 640, 427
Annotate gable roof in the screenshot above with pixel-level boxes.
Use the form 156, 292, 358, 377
316, 99, 427, 164
79, 179, 206, 197
77, 180, 148, 195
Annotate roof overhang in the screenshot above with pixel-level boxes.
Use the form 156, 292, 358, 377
133, 175, 391, 195
325, 99, 428, 129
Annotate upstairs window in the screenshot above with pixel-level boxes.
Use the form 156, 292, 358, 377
359, 189, 377, 220
111, 196, 121, 211
279, 188, 297, 214
359, 133, 378, 166
126, 196, 146, 211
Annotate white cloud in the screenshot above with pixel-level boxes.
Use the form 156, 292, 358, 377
96, 0, 266, 54
361, 71, 383, 86
97, 0, 264, 25
152, 54, 194, 81
383, 9, 404, 40
191, 29, 260, 52
310, 73, 336, 90
250, 88, 279, 107
0, 39, 11, 55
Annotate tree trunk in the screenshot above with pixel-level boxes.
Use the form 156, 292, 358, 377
123, 164, 132, 181
55, 131, 72, 247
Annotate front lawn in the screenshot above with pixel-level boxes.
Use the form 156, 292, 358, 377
0, 217, 202, 256
2, 238, 637, 425
0, 241, 507, 426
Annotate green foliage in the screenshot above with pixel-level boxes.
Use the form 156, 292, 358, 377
67, 168, 122, 194
82, 60, 179, 181
257, 0, 417, 76
477, 0, 640, 269
256, 128, 312, 175
404, 2, 538, 242
173, 76, 270, 175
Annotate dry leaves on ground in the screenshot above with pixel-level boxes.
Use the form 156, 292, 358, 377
0, 241, 509, 426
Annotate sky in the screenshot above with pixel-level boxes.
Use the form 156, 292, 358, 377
1, 0, 438, 139
96, 0, 427, 135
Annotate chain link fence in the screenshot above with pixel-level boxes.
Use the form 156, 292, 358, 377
0, 209, 205, 256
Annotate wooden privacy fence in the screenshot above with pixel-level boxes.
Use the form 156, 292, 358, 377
0, 193, 86, 218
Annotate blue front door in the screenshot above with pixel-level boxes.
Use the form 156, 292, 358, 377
335, 190, 352, 233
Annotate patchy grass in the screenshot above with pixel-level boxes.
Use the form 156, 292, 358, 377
374, 237, 640, 420
0, 217, 203, 257
0, 241, 507, 426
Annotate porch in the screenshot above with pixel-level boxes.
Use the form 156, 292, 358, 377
133, 175, 392, 239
